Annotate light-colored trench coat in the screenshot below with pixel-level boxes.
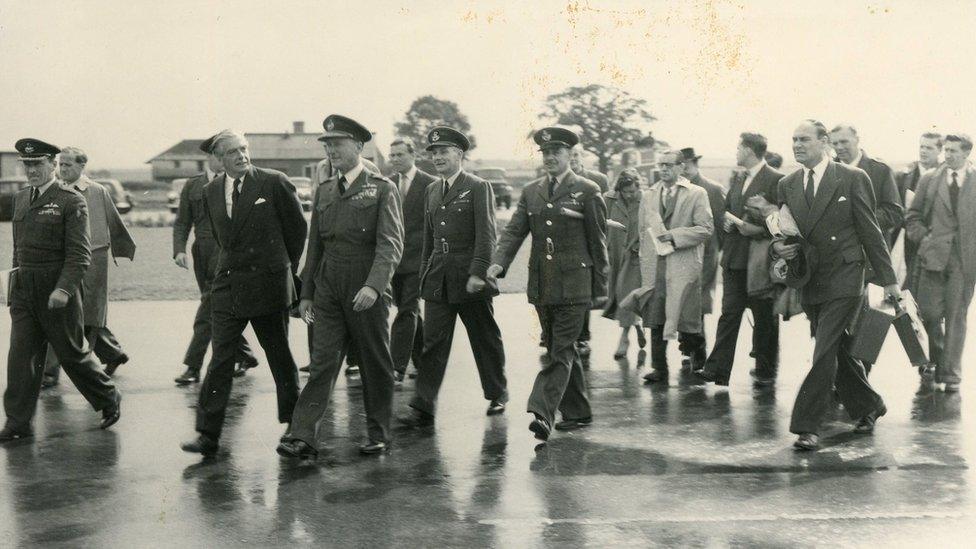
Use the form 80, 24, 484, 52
624, 178, 713, 340
602, 191, 642, 327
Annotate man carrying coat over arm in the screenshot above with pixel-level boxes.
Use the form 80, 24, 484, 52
278, 115, 403, 459
489, 127, 608, 442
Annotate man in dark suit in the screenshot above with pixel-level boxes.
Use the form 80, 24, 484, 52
905, 134, 976, 393
773, 120, 900, 451
569, 144, 609, 359
680, 147, 727, 353
172, 137, 257, 385
180, 130, 307, 457
830, 125, 904, 246
398, 127, 507, 427
699, 133, 782, 387
895, 132, 943, 273
490, 127, 608, 442
279, 115, 402, 458
387, 138, 435, 383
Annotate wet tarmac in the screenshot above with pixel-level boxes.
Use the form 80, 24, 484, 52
1, 295, 975, 547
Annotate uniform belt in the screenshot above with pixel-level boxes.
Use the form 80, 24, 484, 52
433, 241, 473, 254
533, 238, 585, 254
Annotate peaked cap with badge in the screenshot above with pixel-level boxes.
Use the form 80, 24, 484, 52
533, 127, 579, 151
425, 126, 470, 152
319, 114, 373, 143
16, 138, 61, 160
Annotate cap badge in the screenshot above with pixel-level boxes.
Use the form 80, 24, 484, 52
431, 131, 440, 142
326, 120, 335, 131
24, 144, 34, 153
541, 131, 551, 142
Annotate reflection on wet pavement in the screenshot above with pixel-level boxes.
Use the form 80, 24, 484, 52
1, 296, 975, 546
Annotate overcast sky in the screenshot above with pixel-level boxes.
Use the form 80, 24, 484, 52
1, 0, 974, 169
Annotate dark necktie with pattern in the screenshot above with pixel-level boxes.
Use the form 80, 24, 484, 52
442, 178, 449, 198
232, 177, 242, 206
30, 187, 38, 204
338, 175, 348, 196
548, 176, 558, 198
804, 169, 816, 207
949, 171, 960, 215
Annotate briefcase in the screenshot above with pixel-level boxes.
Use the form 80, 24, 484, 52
848, 294, 895, 365
892, 290, 928, 366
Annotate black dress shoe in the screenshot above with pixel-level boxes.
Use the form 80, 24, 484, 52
41, 374, 59, 388
853, 405, 887, 434
944, 382, 961, 393
181, 435, 219, 457
643, 369, 668, 384
174, 368, 200, 385
554, 417, 593, 431
397, 409, 434, 427
100, 399, 121, 430
233, 358, 259, 378
104, 353, 129, 377
529, 415, 551, 441
299, 364, 311, 373
486, 400, 506, 416
793, 433, 819, 451
576, 341, 591, 358
695, 369, 728, 386
276, 439, 318, 459
0, 425, 33, 442
636, 329, 647, 349
751, 376, 775, 388
394, 370, 405, 383
345, 365, 360, 376
359, 440, 388, 455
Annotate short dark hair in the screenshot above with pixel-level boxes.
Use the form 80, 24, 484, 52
59, 146, 88, 165
390, 138, 415, 154
945, 133, 974, 152
764, 151, 783, 169
804, 119, 829, 139
830, 124, 858, 136
614, 167, 642, 192
739, 133, 767, 158
921, 132, 944, 149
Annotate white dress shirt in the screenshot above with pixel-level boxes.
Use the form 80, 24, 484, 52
443, 169, 462, 190
803, 154, 830, 196
32, 177, 57, 201
339, 161, 365, 191
223, 173, 245, 218
742, 159, 766, 194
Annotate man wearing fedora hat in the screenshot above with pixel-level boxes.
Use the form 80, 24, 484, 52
2, 138, 121, 442
172, 135, 258, 385
397, 126, 508, 427
279, 115, 403, 458
490, 127, 608, 442
773, 120, 900, 451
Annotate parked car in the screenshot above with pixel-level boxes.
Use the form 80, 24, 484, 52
167, 178, 187, 214
0, 177, 27, 221
292, 176, 312, 211
94, 178, 134, 214
473, 167, 512, 209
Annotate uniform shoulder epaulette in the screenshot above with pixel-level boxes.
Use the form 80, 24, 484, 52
368, 172, 394, 185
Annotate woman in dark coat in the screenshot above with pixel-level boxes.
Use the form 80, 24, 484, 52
603, 168, 646, 359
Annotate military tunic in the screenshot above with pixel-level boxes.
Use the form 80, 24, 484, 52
409, 171, 507, 417
494, 171, 608, 426
290, 167, 403, 446
4, 182, 120, 430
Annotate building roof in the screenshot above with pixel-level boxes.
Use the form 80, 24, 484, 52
148, 133, 383, 163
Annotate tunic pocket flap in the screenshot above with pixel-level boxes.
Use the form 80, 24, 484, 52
841, 247, 864, 263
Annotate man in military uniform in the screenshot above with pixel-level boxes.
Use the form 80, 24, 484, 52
180, 130, 306, 457
278, 115, 403, 459
489, 127, 608, 442
172, 136, 257, 385
1, 139, 121, 442
398, 127, 508, 428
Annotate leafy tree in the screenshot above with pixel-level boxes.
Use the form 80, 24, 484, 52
394, 95, 476, 151
539, 84, 656, 173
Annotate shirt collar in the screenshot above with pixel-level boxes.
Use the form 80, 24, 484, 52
400, 165, 417, 183
806, 154, 830, 178
553, 168, 572, 185
445, 169, 462, 187
36, 177, 57, 197
340, 161, 365, 185
747, 159, 766, 178
70, 174, 90, 191
849, 149, 864, 167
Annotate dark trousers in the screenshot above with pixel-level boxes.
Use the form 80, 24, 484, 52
409, 298, 507, 416
918, 255, 975, 384
5, 268, 119, 430
528, 304, 591, 425
790, 296, 885, 435
195, 288, 299, 440
703, 269, 779, 382
43, 325, 128, 380
184, 238, 255, 371
390, 271, 424, 373
649, 326, 706, 371
577, 311, 591, 343
290, 256, 395, 446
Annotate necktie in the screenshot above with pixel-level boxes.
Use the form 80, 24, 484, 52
950, 171, 960, 215
442, 178, 449, 198
804, 169, 815, 206
548, 176, 558, 198
30, 187, 38, 204
232, 177, 242, 206
338, 175, 348, 196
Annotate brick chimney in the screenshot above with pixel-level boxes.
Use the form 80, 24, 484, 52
293, 121, 305, 134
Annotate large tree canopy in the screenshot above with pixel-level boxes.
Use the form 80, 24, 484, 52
539, 84, 656, 173
394, 95, 477, 151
